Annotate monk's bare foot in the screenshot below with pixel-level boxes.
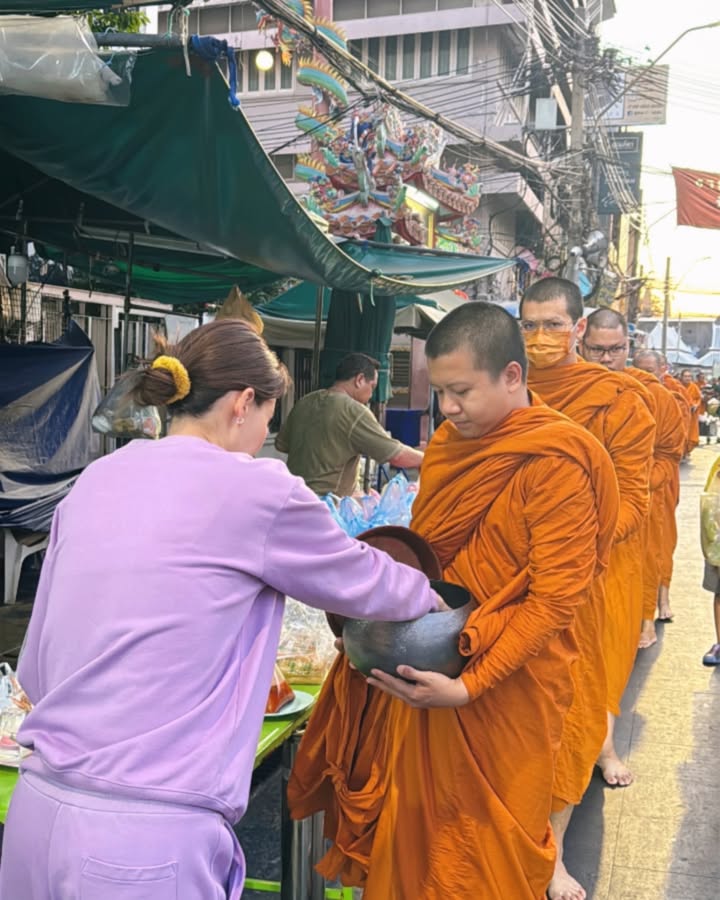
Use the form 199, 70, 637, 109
597, 750, 634, 787
657, 587, 674, 622
638, 620, 657, 649
657, 603, 674, 622
547, 859, 586, 900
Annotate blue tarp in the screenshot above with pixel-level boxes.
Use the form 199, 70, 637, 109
0, 322, 100, 530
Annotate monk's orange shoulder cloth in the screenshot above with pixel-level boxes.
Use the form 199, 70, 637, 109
360, 401, 618, 900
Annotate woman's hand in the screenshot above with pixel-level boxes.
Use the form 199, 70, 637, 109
431, 590, 451, 613
367, 666, 470, 708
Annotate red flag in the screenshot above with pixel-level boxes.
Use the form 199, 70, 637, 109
672, 167, 720, 229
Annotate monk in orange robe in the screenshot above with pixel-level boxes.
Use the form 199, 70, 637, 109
581, 311, 686, 650
521, 279, 655, 900
681, 368, 703, 452
635, 350, 688, 624
290, 302, 618, 900
661, 361, 693, 457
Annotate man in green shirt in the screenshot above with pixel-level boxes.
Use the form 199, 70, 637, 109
275, 353, 424, 497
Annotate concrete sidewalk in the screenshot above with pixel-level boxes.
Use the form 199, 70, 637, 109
565, 445, 720, 900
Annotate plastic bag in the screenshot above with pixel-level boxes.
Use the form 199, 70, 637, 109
0, 664, 32, 766
92, 370, 162, 440
701, 458, 720, 565
322, 473, 418, 536
265, 664, 295, 714
0, 15, 133, 106
276, 598, 338, 684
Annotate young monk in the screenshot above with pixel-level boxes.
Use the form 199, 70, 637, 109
634, 349, 688, 625
661, 358, 693, 461
581, 310, 685, 648
520, 279, 655, 900
316, 302, 618, 900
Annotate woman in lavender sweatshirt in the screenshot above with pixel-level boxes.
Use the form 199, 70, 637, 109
0, 320, 439, 899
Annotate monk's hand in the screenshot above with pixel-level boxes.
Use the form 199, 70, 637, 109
367, 666, 470, 708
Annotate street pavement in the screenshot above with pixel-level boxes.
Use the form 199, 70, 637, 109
1, 446, 719, 899
564, 443, 720, 899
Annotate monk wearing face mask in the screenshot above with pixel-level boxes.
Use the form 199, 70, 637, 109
521, 278, 656, 900
289, 303, 618, 900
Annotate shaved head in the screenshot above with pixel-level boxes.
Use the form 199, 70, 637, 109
520, 277, 584, 323
633, 349, 663, 377
585, 308, 628, 336
426, 301, 528, 381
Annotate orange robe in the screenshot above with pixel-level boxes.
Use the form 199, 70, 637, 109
529, 361, 656, 718
362, 402, 618, 899
626, 368, 686, 618
659, 375, 689, 587
685, 381, 703, 451
663, 373, 693, 455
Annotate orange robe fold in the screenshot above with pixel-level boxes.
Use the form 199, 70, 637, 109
361, 402, 618, 899
660, 375, 690, 586
626, 367, 686, 618
529, 361, 656, 718
685, 380, 703, 451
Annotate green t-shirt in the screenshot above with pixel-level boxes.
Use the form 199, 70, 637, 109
275, 390, 402, 497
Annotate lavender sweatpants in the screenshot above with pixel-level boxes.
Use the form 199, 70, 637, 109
0, 771, 244, 899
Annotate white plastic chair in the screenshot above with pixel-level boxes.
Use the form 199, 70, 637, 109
3, 529, 49, 605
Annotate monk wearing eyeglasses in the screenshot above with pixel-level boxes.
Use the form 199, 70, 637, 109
289, 302, 618, 900
521, 278, 656, 900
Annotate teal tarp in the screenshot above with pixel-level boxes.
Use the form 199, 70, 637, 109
0, 47, 515, 296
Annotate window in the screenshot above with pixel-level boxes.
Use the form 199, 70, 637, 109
385, 35, 398, 80
264, 57, 276, 90
367, 0, 401, 14
420, 33, 433, 78
367, 37, 381, 73
349, 39, 363, 61
199, 6, 230, 35
456, 28, 470, 74
280, 60, 293, 89
272, 155, 296, 179
402, 34, 415, 79
230, 3, 258, 31
334, 0, 366, 19
402, 0, 434, 11
437, 31, 451, 76
247, 56, 259, 92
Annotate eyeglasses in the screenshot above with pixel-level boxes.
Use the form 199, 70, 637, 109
582, 343, 627, 358
520, 320, 574, 334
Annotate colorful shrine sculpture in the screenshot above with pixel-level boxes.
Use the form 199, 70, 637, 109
256, 0, 485, 252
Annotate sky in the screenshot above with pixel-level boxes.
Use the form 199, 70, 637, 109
600, 0, 720, 315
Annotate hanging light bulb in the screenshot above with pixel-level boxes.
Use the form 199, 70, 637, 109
255, 49, 274, 72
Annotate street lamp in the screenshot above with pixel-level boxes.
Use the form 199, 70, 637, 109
594, 19, 720, 124
255, 49, 274, 72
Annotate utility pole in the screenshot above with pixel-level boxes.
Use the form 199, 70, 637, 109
568, 11, 587, 250
662, 255, 671, 355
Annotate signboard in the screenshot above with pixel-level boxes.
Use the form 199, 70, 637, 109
600, 65, 669, 127
597, 132, 643, 215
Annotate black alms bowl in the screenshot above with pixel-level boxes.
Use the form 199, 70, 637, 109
342, 580, 473, 678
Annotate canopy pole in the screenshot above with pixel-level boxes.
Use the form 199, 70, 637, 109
311, 286, 323, 390
121, 232, 135, 373
94, 33, 185, 49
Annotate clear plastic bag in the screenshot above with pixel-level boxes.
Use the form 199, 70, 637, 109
91, 370, 162, 440
276, 598, 338, 684
701, 492, 720, 565
323, 473, 418, 536
0, 15, 133, 106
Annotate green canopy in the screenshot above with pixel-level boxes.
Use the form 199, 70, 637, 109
0, 45, 515, 297
0, 0, 158, 10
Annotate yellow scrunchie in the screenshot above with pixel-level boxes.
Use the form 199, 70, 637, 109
151, 355, 191, 405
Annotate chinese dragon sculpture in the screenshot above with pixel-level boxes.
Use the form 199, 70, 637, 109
256, 0, 485, 251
